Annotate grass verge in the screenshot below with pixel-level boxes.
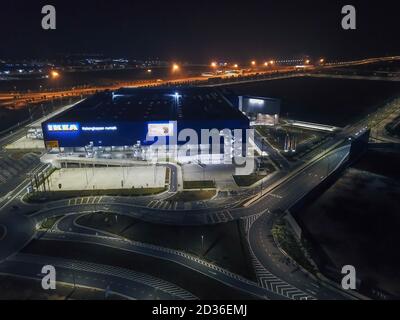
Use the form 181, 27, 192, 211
38, 216, 64, 230
167, 190, 216, 202
272, 218, 317, 275
183, 180, 215, 189
233, 174, 266, 187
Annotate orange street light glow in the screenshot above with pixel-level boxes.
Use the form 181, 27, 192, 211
147, 69, 152, 73
211, 62, 217, 67
172, 63, 179, 71
251, 60, 256, 66
51, 70, 59, 78
305, 59, 310, 64
264, 62, 268, 66
233, 64, 238, 68
269, 60, 275, 65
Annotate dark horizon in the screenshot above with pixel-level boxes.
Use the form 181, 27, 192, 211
1, 0, 400, 62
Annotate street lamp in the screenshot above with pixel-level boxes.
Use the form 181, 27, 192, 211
264, 62, 269, 67
50, 70, 60, 79
211, 62, 218, 74
172, 63, 179, 72
233, 64, 238, 68
305, 59, 310, 65
251, 60, 256, 66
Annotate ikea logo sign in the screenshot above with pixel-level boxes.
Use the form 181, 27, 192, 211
47, 123, 79, 132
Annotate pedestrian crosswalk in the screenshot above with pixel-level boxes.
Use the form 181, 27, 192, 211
67, 196, 103, 206
242, 213, 263, 234
206, 210, 234, 224
145, 197, 217, 211
251, 255, 314, 300
0, 153, 39, 186
143, 202, 236, 222
147, 200, 179, 210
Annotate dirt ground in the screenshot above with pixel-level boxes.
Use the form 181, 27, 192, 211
296, 150, 400, 298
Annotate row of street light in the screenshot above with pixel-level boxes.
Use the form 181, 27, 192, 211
207, 58, 324, 69
47, 57, 326, 82
48, 57, 325, 79
209, 60, 275, 69
168, 58, 325, 73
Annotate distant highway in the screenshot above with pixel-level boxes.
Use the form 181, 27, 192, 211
2, 55, 399, 109
0, 71, 272, 108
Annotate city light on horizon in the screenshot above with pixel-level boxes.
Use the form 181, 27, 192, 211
172, 63, 180, 72
50, 70, 60, 79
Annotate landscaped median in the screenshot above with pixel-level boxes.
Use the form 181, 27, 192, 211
167, 190, 216, 202
37, 216, 64, 230
183, 180, 215, 189
24, 187, 167, 203
271, 217, 317, 275
233, 174, 266, 187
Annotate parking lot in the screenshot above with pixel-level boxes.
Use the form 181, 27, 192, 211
47, 166, 166, 191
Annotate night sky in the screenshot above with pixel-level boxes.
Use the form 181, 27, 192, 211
1, 0, 399, 61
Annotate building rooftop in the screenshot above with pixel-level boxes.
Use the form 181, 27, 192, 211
47, 86, 248, 123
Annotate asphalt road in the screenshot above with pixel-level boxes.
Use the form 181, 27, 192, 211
22, 236, 272, 300
247, 145, 354, 300
0, 253, 196, 300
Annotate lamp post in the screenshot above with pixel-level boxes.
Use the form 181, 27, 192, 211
211, 62, 217, 74
172, 63, 179, 73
